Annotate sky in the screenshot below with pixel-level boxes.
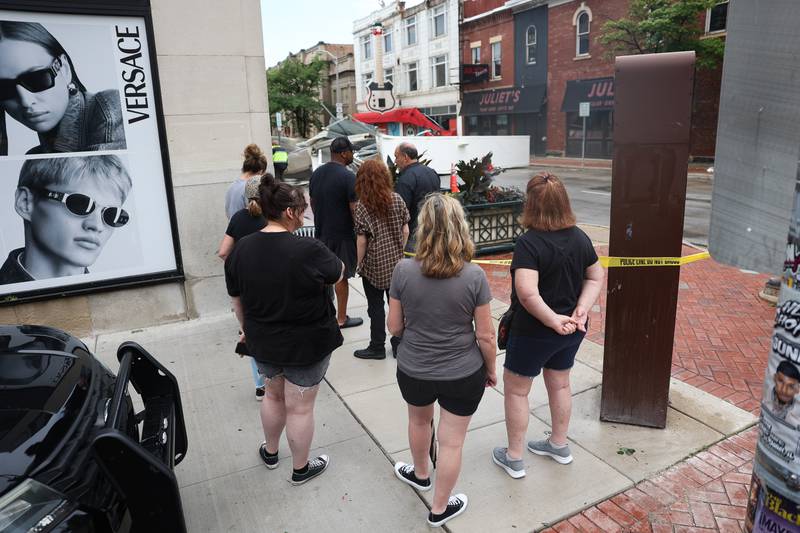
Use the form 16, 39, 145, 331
260, 0, 424, 67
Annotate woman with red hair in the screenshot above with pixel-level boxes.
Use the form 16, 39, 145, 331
353, 159, 410, 360
492, 172, 604, 479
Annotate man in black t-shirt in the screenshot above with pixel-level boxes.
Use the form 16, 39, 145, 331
394, 142, 441, 251
308, 136, 363, 328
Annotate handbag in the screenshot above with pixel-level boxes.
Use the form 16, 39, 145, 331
497, 298, 518, 350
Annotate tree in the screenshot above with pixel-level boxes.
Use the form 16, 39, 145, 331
599, 0, 725, 70
267, 58, 327, 138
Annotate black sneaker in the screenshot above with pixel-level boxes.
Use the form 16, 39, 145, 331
393, 462, 431, 491
354, 346, 386, 360
290, 454, 329, 485
255, 386, 265, 401
258, 442, 278, 469
427, 494, 468, 527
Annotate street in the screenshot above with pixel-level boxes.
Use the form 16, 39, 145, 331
494, 166, 713, 247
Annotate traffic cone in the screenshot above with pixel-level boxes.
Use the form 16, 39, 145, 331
450, 163, 458, 193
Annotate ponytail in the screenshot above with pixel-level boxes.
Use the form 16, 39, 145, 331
258, 173, 307, 221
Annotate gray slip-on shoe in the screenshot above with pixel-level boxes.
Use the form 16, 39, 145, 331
492, 447, 526, 478
527, 438, 573, 464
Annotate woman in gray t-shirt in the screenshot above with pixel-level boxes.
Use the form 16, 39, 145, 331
388, 194, 497, 528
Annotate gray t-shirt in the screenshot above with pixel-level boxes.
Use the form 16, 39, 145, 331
224, 178, 247, 219
389, 259, 491, 380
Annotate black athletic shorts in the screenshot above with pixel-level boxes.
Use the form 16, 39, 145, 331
396, 366, 487, 417
320, 237, 357, 278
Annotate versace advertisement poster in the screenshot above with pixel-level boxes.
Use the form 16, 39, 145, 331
0, 9, 180, 301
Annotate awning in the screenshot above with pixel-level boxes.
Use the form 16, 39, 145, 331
461, 85, 545, 116
561, 77, 615, 112
352, 108, 444, 133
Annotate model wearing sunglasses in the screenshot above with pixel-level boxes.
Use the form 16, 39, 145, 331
1, 155, 133, 285
0, 21, 126, 155
0, 57, 63, 100
36, 188, 130, 228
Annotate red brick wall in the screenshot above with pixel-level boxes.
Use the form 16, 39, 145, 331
547, 0, 628, 155
463, 0, 506, 19
547, 0, 723, 158
690, 65, 722, 159
461, 10, 515, 92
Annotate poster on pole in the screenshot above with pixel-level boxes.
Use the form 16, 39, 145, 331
745, 164, 800, 532
0, 6, 182, 304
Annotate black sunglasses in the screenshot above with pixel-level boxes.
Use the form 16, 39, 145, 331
37, 188, 130, 228
0, 58, 63, 101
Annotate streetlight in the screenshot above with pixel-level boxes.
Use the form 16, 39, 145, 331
313, 49, 342, 120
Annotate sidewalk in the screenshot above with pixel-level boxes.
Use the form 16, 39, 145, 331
85, 242, 763, 531
479, 225, 773, 532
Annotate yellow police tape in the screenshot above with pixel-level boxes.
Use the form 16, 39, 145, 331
404, 250, 711, 268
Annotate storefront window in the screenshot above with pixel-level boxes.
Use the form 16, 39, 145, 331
566, 110, 614, 158
496, 114, 510, 135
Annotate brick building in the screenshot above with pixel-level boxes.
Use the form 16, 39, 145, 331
273, 41, 357, 136
461, 0, 549, 155
546, 0, 727, 159
461, 0, 727, 159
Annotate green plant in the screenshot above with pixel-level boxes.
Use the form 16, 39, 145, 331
454, 152, 521, 205
599, 0, 725, 70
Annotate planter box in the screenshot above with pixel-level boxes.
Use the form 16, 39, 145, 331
463, 200, 524, 254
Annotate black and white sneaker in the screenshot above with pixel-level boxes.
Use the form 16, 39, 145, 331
290, 454, 330, 485
427, 494, 468, 527
258, 442, 278, 469
393, 462, 431, 491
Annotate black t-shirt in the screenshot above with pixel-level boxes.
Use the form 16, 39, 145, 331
395, 162, 441, 235
224, 232, 344, 366
309, 162, 357, 240
226, 209, 266, 242
510, 226, 599, 335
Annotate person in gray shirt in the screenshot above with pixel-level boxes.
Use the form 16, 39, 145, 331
388, 194, 497, 528
394, 142, 441, 251
225, 144, 267, 219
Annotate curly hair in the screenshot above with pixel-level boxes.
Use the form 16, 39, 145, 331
415, 194, 474, 279
355, 159, 393, 218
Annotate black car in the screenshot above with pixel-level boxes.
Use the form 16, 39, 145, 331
0, 325, 188, 532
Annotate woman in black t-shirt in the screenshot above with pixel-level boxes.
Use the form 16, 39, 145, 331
219, 176, 267, 401
492, 173, 604, 479
225, 176, 344, 485
218, 176, 266, 260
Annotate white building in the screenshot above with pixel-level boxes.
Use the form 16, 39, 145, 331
353, 0, 460, 132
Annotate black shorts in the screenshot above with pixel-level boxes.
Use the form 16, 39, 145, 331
503, 331, 585, 378
321, 237, 356, 278
396, 366, 487, 417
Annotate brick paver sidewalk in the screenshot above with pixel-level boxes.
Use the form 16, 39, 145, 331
478, 244, 774, 532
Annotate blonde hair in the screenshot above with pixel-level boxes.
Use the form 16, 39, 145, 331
415, 194, 475, 279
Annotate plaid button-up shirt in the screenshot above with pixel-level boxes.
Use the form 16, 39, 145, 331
354, 193, 410, 289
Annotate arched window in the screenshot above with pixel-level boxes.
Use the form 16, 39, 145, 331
526, 25, 537, 64
576, 11, 590, 56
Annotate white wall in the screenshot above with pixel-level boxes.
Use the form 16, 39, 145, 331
377, 134, 531, 174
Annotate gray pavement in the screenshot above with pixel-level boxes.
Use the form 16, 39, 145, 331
88, 281, 754, 532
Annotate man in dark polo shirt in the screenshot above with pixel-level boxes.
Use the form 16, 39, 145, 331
309, 136, 363, 328
394, 142, 441, 251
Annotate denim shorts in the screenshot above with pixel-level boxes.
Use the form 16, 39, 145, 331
255, 353, 331, 388
503, 331, 585, 378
